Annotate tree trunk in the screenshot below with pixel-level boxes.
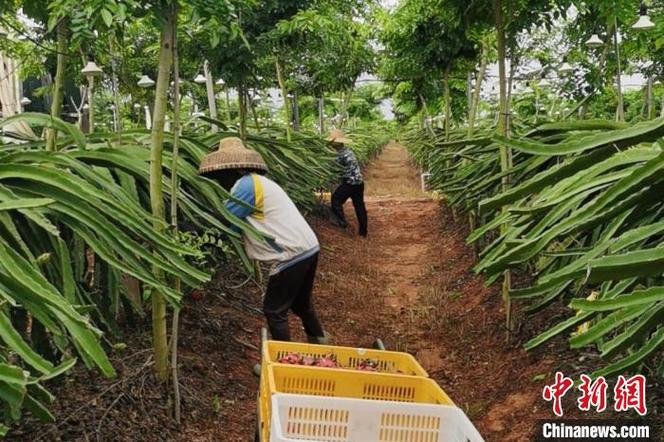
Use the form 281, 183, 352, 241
645, 75, 654, 119
169, 8, 182, 422
88, 76, 96, 133
149, 6, 175, 382
224, 89, 232, 122
249, 89, 261, 130
341, 89, 353, 127
122, 275, 142, 307
238, 82, 247, 139
46, 18, 67, 151
613, 15, 624, 122
580, 43, 610, 119
495, 0, 513, 339
110, 38, 122, 133
203, 59, 218, 132
274, 56, 291, 141
418, 93, 436, 137
466, 72, 472, 122
443, 68, 451, 141
506, 55, 518, 133
144, 105, 152, 129
468, 40, 489, 136
292, 91, 300, 131
318, 94, 325, 134
41, 73, 53, 110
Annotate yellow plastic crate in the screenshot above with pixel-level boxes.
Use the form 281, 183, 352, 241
268, 365, 452, 403
262, 341, 428, 376
258, 364, 453, 441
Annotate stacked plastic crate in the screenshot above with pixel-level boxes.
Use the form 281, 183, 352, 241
257, 340, 484, 442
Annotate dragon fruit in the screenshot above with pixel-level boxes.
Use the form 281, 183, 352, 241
356, 359, 379, 371
279, 353, 301, 364
317, 355, 339, 368
276, 352, 376, 371
302, 356, 316, 366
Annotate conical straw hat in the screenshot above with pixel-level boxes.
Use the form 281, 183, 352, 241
199, 137, 268, 174
326, 129, 352, 145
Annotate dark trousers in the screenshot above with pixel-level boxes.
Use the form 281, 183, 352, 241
263, 253, 324, 341
331, 182, 368, 236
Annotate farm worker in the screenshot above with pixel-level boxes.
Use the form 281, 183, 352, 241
328, 129, 368, 237
199, 137, 329, 345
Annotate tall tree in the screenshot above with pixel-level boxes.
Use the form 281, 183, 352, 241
379, 0, 478, 126
268, 2, 376, 130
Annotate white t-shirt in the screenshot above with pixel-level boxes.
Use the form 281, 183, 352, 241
225, 173, 319, 273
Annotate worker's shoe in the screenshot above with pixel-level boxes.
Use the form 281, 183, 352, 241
307, 331, 331, 345
330, 217, 348, 228
253, 363, 261, 377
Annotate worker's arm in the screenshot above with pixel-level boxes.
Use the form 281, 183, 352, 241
224, 175, 256, 232
225, 174, 282, 252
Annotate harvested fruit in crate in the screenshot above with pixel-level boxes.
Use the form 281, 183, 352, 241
278, 352, 380, 372
278, 352, 339, 368
318, 355, 339, 368
263, 341, 428, 376
356, 359, 379, 371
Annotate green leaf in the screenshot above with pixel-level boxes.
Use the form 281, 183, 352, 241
0, 198, 54, 211
0, 364, 28, 386
0, 242, 115, 377
587, 246, 664, 283
38, 358, 77, 382
600, 304, 664, 359
0, 311, 54, 375
524, 312, 593, 351
569, 287, 664, 312
527, 120, 628, 136
494, 117, 664, 156
0, 380, 25, 420
57, 239, 76, 304
0, 113, 86, 150
100, 8, 113, 27
23, 392, 55, 423
569, 305, 649, 349
592, 327, 664, 378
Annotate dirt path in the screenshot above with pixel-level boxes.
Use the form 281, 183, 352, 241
188, 141, 559, 441
307, 142, 555, 441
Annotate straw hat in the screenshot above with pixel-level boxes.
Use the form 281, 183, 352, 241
199, 137, 268, 174
326, 129, 352, 145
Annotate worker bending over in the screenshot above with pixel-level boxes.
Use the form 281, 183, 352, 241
199, 137, 328, 345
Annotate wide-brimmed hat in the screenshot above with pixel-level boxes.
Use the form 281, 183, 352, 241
199, 137, 268, 174
326, 129, 352, 145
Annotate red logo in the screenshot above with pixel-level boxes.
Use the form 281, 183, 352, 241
577, 374, 608, 412
542, 372, 574, 417
542, 373, 647, 417
614, 375, 647, 416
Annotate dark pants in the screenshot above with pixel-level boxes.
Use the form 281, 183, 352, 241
331, 182, 368, 236
263, 253, 324, 341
